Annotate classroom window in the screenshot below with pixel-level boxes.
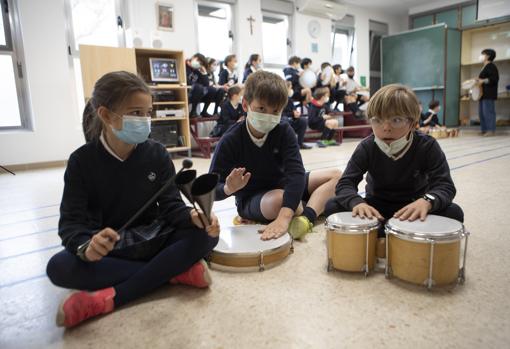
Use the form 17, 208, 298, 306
0, 0, 31, 130
331, 29, 351, 67
197, 2, 233, 64
65, 0, 126, 117
262, 12, 291, 68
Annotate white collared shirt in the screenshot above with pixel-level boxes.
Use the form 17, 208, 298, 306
100, 132, 136, 162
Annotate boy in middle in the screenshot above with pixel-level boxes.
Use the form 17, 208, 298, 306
209, 71, 341, 240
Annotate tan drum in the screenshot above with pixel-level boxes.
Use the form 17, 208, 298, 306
385, 215, 469, 289
325, 212, 380, 275
208, 225, 293, 272
461, 79, 483, 101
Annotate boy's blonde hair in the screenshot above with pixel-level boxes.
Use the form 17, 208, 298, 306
366, 84, 421, 123
244, 71, 288, 111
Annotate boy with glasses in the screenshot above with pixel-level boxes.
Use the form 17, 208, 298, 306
324, 84, 464, 236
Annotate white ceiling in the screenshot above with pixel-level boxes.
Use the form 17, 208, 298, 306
340, 0, 432, 14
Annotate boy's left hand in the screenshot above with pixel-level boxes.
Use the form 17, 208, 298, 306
259, 218, 289, 240
394, 199, 432, 222
191, 209, 220, 237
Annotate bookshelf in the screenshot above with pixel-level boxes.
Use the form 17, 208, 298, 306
79, 45, 191, 153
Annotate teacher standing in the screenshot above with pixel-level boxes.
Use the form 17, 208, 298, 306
478, 48, 499, 136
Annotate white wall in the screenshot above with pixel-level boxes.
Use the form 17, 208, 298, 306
0, 0, 84, 166
293, 12, 332, 69
235, 0, 263, 73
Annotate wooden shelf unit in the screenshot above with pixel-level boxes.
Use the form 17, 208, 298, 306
79, 45, 191, 154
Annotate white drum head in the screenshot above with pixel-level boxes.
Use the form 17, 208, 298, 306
299, 69, 317, 89
326, 212, 380, 232
462, 79, 476, 90
386, 215, 464, 241
471, 85, 482, 101
359, 103, 368, 112
214, 225, 290, 254
356, 90, 370, 97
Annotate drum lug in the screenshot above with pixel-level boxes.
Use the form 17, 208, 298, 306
327, 258, 333, 272
259, 252, 265, 272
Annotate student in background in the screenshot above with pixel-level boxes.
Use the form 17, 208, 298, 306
204, 57, 227, 116
344, 66, 361, 94
210, 71, 341, 240
218, 54, 239, 87
421, 100, 442, 128
210, 85, 245, 138
477, 48, 500, 137
282, 81, 311, 150
284, 56, 312, 104
47, 71, 220, 328
308, 87, 340, 147
186, 53, 212, 117
330, 64, 346, 110
243, 54, 262, 83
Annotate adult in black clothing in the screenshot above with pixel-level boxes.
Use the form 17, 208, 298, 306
325, 84, 464, 237
477, 48, 499, 136
47, 71, 220, 328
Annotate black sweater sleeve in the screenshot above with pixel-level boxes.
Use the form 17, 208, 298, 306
424, 140, 456, 211
157, 147, 194, 228
280, 125, 306, 210
218, 69, 228, 86
209, 135, 236, 201
335, 142, 369, 209
58, 153, 97, 253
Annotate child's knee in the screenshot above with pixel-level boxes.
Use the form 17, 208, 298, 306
329, 169, 342, 182
46, 250, 75, 287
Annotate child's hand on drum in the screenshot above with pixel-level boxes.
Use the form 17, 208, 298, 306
352, 203, 383, 220
224, 168, 251, 196
259, 218, 289, 240
394, 198, 432, 222
191, 209, 220, 237
85, 228, 120, 262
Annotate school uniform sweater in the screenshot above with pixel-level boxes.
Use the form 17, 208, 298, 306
209, 121, 306, 210
218, 101, 245, 125
283, 66, 301, 91
218, 68, 238, 86
479, 62, 499, 100
335, 131, 456, 212
421, 110, 442, 127
282, 97, 297, 119
186, 65, 209, 87
58, 140, 192, 253
307, 99, 330, 130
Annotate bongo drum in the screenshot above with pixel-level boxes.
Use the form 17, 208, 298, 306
208, 225, 293, 272
385, 215, 469, 289
325, 212, 380, 275
471, 84, 482, 101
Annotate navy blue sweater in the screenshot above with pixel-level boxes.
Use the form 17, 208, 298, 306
283, 66, 301, 91
58, 140, 192, 253
336, 132, 456, 211
209, 121, 306, 210
218, 68, 238, 86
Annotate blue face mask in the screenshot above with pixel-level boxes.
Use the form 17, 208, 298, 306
111, 115, 151, 145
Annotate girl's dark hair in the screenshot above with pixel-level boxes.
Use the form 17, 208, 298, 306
481, 48, 496, 62
301, 58, 312, 69
245, 54, 260, 69
288, 56, 301, 65
332, 64, 342, 73
321, 62, 331, 70
83, 71, 151, 142
192, 53, 208, 68
227, 85, 242, 99
428, 100, 440, 110
224, 54, 236, 66
208, 57, 217, 69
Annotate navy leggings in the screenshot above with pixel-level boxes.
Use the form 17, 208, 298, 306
46, 228, 218, 307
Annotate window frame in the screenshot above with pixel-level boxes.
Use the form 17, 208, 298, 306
331, 21, 354, 68
261, 10, 292, 71
0, 0, 33, 132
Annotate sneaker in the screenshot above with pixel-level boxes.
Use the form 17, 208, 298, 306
483, 131, 495, 137
316, 140, 327, 148
56, 287, 115, 328
324, 140, 339, 146
233, 215, 257, 225
170, 260, 212, 288
288, 216, 313, 240
300, 144, 312, 150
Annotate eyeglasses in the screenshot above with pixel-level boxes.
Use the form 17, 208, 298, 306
369, 117, 412, 129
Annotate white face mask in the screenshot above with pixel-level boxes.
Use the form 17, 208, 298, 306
288, 89, 294, 98
374, 132, 413, 159
247, 107, 281, 134
191, 60, 201, 69
233, 63, 238, 70
479, 54, 486, 63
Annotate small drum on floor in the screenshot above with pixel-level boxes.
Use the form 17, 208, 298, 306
385, 215, 469, 289
208, 225, 293, 272
325, 212, 380, 275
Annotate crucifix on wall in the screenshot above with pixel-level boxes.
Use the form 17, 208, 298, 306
247, 16, 255, 35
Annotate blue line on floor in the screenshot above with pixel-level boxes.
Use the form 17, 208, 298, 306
0, 228, 57, 242
0, 204, 59, 217
0, 274, 47, 289
451, 153, 510, 170
0, 244, 61, 261
0, 214, 59, 228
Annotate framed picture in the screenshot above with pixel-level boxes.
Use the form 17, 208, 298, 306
157, 3, 173, 31
149, 57, 179, 82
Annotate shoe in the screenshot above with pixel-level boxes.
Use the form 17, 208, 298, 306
478, 131, 486, 136
170, 260, 212, 288
300, 144, 312, 150
324, 140, 339, 146
483, 131, 495, 137
288, 216, 313, 240
56, 287, 115, 328
316, 140, 327, 148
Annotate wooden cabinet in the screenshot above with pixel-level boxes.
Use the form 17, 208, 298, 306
79, 45, 191, 153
